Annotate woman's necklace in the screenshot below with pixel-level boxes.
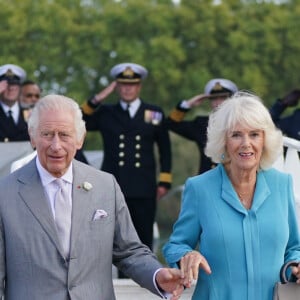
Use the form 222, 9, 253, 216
236, 189, 254, 209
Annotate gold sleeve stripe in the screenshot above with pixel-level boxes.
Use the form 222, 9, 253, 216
81, 102, 95, 115
159, 172, 172, 183
169, 109, 186, 122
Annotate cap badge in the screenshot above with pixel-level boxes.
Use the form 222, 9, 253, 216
122, 67, 134, 78
212, 82, 223, 91
5, 69, 15, 78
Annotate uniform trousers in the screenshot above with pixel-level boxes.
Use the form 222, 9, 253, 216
125, 196, 156, 250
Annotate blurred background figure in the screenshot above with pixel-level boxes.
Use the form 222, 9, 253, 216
20, 79, 88, 164
19, 80, 41, 109
269, 89, 300, 140
166, 78, 238, 174
81, 62, 172, 253
0, 64, 29, 142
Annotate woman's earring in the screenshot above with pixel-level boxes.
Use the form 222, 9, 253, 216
221, 153, 225, 161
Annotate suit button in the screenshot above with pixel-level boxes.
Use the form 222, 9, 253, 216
135, 153, 140, 158
119, 134, 125, 140
119, 161, 124, 166
135, 144, 141, 149
135, 135, 141, 141
119, 152, 125, 157
119, 143, 125, 148
135, 162, 141, 168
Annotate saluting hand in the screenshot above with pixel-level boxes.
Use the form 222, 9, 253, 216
281, 89, 300, 107
186, 94, 209, 108
0, 80, 8, 94
93, 81, 117, 104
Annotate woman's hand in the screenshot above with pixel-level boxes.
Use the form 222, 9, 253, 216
292, 263, 300, 284
180, 250, 211, 288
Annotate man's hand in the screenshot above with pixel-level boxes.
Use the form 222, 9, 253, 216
0, 80, 8, 94
186, 94, 209, 108
156, 186, 168, 201
180, 250, 211, 288
281, 89, 300, 107
156, 268, 185, 300
93, 81, 117, 104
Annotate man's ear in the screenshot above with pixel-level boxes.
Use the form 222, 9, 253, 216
76, 133, 86, 150
29, 132, 36, 149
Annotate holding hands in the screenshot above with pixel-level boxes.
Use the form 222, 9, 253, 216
156, 268, 185, 300
179, 250, 211, 288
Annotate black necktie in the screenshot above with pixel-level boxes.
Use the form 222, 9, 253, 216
126, 104, 131, 118
7, 110, 15, 125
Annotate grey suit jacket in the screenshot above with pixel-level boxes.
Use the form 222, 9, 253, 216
0, 159, 163, 300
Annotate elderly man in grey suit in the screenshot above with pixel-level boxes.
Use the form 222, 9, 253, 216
0, 94, 185, 300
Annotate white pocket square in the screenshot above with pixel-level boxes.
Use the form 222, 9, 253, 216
92, 209, 108, 220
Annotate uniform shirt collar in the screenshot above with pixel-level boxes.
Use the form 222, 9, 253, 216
0, 101, 20, 120
120, 98, 141, 116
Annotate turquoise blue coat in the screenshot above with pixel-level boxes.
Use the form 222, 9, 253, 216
163, 164, 300, 300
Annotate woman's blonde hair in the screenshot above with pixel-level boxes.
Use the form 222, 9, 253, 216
205, 92, 283, 170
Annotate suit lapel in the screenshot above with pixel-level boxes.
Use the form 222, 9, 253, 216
18, 160, 62, 253
69, 161, 93, 255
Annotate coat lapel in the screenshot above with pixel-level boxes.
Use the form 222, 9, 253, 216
69, 161, 93, 256
18, 160, 62, 253
220, 164, 271, 213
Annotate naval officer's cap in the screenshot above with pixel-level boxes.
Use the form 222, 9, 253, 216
110, 62, 148, 83
0, 64, 26, 85
204, 78, 238, 99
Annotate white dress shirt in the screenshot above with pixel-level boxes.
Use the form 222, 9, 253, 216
120, 98, 141, 118
35, 157, 73, 218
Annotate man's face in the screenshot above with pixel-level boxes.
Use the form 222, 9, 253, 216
30, 109, 83, 177
0, 81, 20, 106
20, 84, 41, 107
116, 82, 142, 103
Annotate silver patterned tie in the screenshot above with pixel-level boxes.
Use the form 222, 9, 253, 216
54, 179, 72, 258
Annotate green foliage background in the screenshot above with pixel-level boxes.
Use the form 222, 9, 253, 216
1, 0, 300, 254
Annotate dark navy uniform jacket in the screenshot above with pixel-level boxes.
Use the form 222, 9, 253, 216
166, 102, 215, 174
82, 100, 172, 198
0, 105, 29, 142
270, 100, 300, 140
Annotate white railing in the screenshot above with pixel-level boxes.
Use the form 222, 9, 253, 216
273, 136, 300, 221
